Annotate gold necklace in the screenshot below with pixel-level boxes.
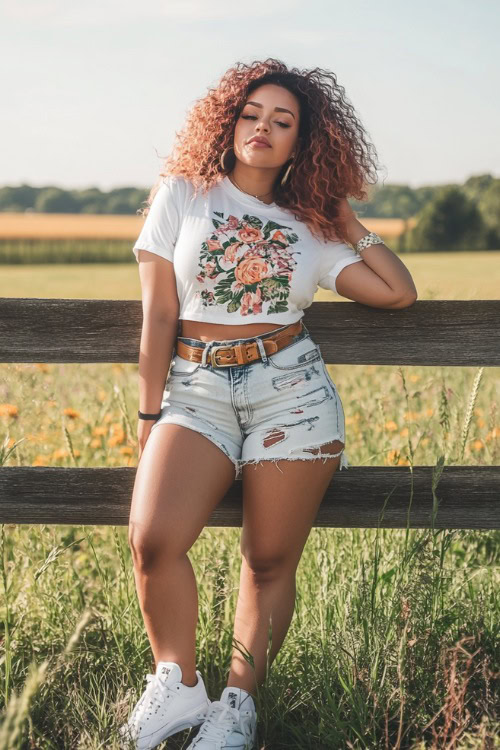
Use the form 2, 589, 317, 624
228, 174, 274, 204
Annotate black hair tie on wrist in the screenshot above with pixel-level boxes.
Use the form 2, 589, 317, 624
138, 410, 162, 420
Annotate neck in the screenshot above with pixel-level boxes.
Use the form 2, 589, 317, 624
229, 165, 279, 205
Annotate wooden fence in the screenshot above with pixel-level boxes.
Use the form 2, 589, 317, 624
0, 298, 499, 530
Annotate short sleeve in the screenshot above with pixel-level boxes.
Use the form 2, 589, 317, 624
132, 176, 187, 264
317, 241, 364, 296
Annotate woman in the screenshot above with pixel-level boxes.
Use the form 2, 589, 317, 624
119, 58, 417, 750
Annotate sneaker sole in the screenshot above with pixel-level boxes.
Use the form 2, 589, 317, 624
119, 701, 210, 749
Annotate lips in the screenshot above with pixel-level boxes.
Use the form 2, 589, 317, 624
248, 137, 271, 147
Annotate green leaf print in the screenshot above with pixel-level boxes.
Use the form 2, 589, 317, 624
262, 219, 292, 234
242, 214, 263, 230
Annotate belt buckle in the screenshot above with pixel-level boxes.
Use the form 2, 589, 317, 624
210, 344, 234, 368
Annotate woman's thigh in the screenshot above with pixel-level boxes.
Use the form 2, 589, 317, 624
240, 449, 341, 571
128, 423, 236, 561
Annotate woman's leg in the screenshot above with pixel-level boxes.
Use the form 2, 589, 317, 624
227, 442, 344, 696
128, 423, 236, 686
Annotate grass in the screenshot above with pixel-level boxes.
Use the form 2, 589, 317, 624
1, 252, 499, 301
0, 256, 499, 748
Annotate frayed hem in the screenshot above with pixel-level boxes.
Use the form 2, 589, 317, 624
238, 442, 349, 475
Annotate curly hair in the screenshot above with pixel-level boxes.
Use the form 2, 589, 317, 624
139, 57, 381, 245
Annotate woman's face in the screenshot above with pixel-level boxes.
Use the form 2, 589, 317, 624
232, 83, 300, 171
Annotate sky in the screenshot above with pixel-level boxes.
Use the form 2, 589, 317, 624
1, 0, 499, 192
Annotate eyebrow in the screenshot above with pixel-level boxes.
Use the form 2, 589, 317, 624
245, 101, 296, 119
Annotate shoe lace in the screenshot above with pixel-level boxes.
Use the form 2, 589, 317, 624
193, 701, 239, 744
128, 673, 178, 729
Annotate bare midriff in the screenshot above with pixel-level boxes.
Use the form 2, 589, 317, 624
179, 320, 286, 343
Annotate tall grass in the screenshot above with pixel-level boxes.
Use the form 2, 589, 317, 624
0, 355, 498, 748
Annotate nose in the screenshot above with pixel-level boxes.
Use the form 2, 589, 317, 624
255, 118, 270, 132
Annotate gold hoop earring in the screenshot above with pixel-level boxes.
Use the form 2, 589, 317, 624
220, 145, 234, 172
280, 159, 294, 187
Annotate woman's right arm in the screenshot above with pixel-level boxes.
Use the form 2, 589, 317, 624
136, 249, 180, 460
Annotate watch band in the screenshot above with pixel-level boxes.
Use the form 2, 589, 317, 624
355, 231, 384, 255
138, 410, 162, 420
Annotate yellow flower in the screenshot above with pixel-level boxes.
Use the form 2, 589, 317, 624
409, 374, 420, 382
108, 429, 125, 446
400, 427, 409, 437
404, 411, 420, 421
119, 446, 134, 455
386, 449, 400, 464
476, 418, 486, 428
385, 421, 398, 431
426, 408, 434, 417
63, 408, 80, 419
0, 403, 18, 417
472, 440, 484, 452
52, 448, 69, 460
485, 427, 499, 442
33, 455, 49, 466
35, 363, 50, 373
92, 426, 107, 436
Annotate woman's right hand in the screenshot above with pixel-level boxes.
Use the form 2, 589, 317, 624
137, 418, 156, 462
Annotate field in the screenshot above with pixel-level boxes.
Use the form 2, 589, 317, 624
0, 253, 499, 748
0, 213, 413, 240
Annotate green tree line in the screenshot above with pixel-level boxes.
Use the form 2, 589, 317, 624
1, 173, 499, 252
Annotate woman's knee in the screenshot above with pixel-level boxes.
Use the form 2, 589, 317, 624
128, 522, 186, 573
241, 546, 295, 582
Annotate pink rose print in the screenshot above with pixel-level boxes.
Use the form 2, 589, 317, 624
234, 256, 269, 285
195, 210, 300, 315
238, 225, 263, 244
207, 239, 223, 252
240, 287, 263, 315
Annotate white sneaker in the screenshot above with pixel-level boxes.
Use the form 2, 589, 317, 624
187, 686, 258, 749
118, 661, 211, 749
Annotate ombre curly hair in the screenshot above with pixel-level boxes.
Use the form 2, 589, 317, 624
139, 57, 381, 245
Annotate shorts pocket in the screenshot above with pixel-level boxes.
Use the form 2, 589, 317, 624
266, 336, 321, 371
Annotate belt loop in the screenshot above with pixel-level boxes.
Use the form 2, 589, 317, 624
256, 337, 269, 367
201, 343, 210, 368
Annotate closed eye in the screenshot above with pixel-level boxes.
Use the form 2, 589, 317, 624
241, 114, 290, 128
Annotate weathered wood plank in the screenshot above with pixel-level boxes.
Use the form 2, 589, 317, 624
0, 466, 498, 529
0, 299, 499, 366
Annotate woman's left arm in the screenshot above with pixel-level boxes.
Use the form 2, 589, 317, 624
336, 199, 418, 309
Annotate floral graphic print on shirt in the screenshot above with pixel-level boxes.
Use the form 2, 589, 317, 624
194, 211, 301, 316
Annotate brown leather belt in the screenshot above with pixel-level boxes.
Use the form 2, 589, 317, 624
176, 320, 304, 368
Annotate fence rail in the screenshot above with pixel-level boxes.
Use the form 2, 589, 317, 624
1, 298, 499, 529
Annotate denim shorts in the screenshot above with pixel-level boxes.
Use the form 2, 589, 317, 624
150, 321, 349, 481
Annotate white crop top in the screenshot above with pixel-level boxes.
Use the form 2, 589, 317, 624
132, 174, 364, 325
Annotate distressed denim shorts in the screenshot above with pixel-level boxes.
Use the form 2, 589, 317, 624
150, 321, 349, 481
